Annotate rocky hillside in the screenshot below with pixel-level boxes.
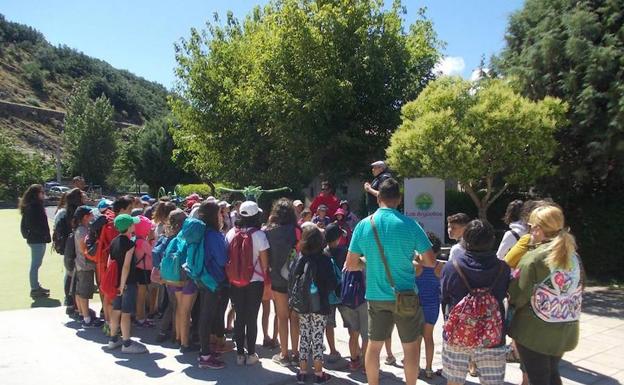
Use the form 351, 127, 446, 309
0, 14, 170, 155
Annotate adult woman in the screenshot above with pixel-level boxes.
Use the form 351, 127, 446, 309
196, 201, 228, 369
496, 199, 527, 259
265, 198, 301, 366
20, 184, 51, 298
225, 201, 269, 366
509, 205, 582, 385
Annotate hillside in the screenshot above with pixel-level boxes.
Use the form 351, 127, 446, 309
0, 14, 171, 155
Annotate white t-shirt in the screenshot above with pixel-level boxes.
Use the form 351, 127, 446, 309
225, 227, 270, 282
448, 241, 466, 261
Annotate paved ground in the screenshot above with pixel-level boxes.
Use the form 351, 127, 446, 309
0, 286, 622, 385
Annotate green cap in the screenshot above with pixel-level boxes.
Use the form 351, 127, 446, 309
114, 214, 140, 232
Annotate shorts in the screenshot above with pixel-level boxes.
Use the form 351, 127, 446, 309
112, 283, 137, 314
135, 268, 151, 285
339, 303, 368, 340
75, 270, 95, 299
442, 343, 507, 385
167, 280, 197, 295
271, 285, 288, 294
327, 305, 337, 327
368, 299, 424, 343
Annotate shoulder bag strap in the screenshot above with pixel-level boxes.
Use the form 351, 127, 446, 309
451, 258, 473, 291
369, 215, 396, 290
489, 261, 505, 290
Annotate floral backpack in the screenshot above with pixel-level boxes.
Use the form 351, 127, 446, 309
443, 259, 504, 348
530, 254, 582, 323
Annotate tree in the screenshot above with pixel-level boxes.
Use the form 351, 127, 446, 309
170, 0, 441, 189
133, 117, 190, 195
387, 77, 567, 221
63, 82, 116, 186
0, 136, 54, 200
495, 0, 624, 200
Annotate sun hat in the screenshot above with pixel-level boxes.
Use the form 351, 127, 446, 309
114, 214, 140, 232
239, 201, 262, 217
293, 200, 304, 207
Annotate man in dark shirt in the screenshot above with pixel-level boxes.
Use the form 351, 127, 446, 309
364, 161, 393, 215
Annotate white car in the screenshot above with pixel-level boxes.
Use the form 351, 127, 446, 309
48, 185, 70, 199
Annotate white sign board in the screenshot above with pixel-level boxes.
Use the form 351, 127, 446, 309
404, 178, 445, 242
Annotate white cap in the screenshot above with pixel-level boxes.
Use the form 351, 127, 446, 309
300, 221, 316, 230
239, 201, 262, 217
370, 160, 386, 168
293, 199, 303, 207
205, 196, 217, 203
218, 200, 228, 208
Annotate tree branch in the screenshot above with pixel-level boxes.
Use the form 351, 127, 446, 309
483, 175, 493, 206
462, 182, 482, 209
486, 182, 510, 208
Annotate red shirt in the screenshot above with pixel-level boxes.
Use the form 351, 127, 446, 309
310, 193, 340, 219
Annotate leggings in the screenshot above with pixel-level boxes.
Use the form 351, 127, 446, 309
213, 285, 229, 337
29, 243, 46, 290
230, 281, 263, 355
199, 288, 219, 355
516, 342, 563, 385
299, 313, 327, 362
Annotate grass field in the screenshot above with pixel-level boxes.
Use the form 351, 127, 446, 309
0, 209, 66, 311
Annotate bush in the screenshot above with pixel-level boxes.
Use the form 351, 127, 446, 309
176, 183, 225, 199
25, 96, 40, 107
23, 61, 46, 92
0, 136, 55, 201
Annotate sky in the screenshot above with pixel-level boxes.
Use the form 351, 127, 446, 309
1, 0, 525, 89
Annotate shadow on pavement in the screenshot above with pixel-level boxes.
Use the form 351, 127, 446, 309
560, 359, 619, 385
112, 352, 173, 378
582, 289, 624, 319
31, 296, 61, 308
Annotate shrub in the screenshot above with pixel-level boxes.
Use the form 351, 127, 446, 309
23, 61, 46, 92
25, 96, 40, 107
0, 136, 55, 201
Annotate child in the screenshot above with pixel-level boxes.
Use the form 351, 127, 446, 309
447, 213, 470, 261
291, 226, 338, 384
338, 268, 367, 371
333, 208, 352, 248
134, 215, 155, 328
106, 214, 147, 354
323, 223, 345, 363
414, 232, 444, 378
73, 206, 103, 328
312, 205, 331, 229
298, 208, 312, 226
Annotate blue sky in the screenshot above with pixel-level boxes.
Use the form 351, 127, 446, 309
1, 0, 524, 89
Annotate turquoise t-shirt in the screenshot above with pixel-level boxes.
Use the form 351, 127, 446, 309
349, 208, 432, 301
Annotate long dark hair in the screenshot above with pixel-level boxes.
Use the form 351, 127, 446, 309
197, 201, 221, 231
503, 199, 524, 225
266, 198, 297, 229
235, 213, 262, 229
65, 188, 84, 225
19, 184, 44, 214
300, 225, 325, 256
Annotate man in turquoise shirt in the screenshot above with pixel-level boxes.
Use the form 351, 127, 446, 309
346, 177, 435, 385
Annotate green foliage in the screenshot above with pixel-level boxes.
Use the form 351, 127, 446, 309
0, 136, 54, 200
387, 77, 566, 220
496, 0, 624, 199
171, 0, 441, 189
63, 82, 116, 186
22, 61, 46, 92
177, 183, 228, 199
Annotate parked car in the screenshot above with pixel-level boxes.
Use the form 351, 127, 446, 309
48, 185, 70, 199
44, 181, 60, 192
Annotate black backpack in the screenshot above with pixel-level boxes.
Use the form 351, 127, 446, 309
85, 214, 108, 256
63, 232, 77, 271
52, 216, 71, 255
288, 255, 317, 314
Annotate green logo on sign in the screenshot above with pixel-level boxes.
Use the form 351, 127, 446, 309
415, 193, 433, 210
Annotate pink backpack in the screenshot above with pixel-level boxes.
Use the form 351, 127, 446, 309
443, 259, 504, 348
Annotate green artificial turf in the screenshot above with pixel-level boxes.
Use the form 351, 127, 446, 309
0, 209, 66, 310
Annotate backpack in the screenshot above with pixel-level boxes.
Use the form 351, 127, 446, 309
63, 232, 77, 271
327, 255, 342, 305
52, 215, 71, 255
530, 254, 583, 323
183, 231, 218, 292
135, 237, 153, 271
226, 228, 260, 287
288, 254, 317, 314
86, 209, 117, 264
100, 258, 119, 301
85, 214, 108, 260
341, 270, 365, 309
160, 218, 206, 286
443, 259, 504, 349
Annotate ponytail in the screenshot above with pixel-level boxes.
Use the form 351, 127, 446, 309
546, 229, 577, 271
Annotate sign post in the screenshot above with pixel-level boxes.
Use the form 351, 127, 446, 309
403, 178, 445, 242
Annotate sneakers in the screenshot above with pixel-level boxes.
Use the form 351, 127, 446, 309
315, 372, 332, 384
326, 351, 341, 363
236, 354, 246, 366
106, 338, 123, 350
246, 353, 260, 366
134, 319, 155, 328
180, 344, 199, 354
30, 288, 49, 299
296, 373, 306, 384
263, 338, 279, 349
348, 357, 362, 371
121, 340, 148, 354
81, 318, 104, 328
290, 352, 300, 367
198, 355, 225, 369
272, 353, 291, 367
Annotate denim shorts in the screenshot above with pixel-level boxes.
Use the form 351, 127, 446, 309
112, 283, 137, 313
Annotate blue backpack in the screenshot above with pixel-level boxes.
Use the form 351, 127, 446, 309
341, 270, 365, 309
183, 228, 219, 292
328, 257, 343, 305
160, 218, 206, 286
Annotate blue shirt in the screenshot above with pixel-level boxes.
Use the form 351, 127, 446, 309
349, 208, 432, 301
204, 229, 228, 283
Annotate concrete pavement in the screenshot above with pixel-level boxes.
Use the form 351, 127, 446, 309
0, 286, 622, 385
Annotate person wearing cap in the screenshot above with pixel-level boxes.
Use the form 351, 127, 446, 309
72, 206, 103, 328
312, 204, 332, 229
310, 181, 340, 219
107, 214, 148, 354
97, 198, 113, 213
364, 161, 393, 215
334, 208, 353, 248
293, 200, 304, 217
225, 201, 270, 366
339, 200, 360, 230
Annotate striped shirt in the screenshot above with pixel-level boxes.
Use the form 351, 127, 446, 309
349, 208, 432, 301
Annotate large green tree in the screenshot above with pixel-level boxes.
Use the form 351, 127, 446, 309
170, 0, 440, 189
495, 0, 624, 200
63, 82, 116, 186
0, 136, 54, 200
387, 77, 567, 221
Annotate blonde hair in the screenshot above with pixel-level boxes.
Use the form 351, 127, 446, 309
529, 205, 577, 270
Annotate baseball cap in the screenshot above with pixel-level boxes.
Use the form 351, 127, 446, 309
239, 201, 262, 217
97, 198, 113, 211
114, 214, 140, 232
339, 200, 349, 206
140, 194, 152, 202
218, 200, 228, 208
370, 160, 386, 168
325, 223, 346, 244
334, 208, 346, 217
293, 200, 303, 207
73, 205, 94, 222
